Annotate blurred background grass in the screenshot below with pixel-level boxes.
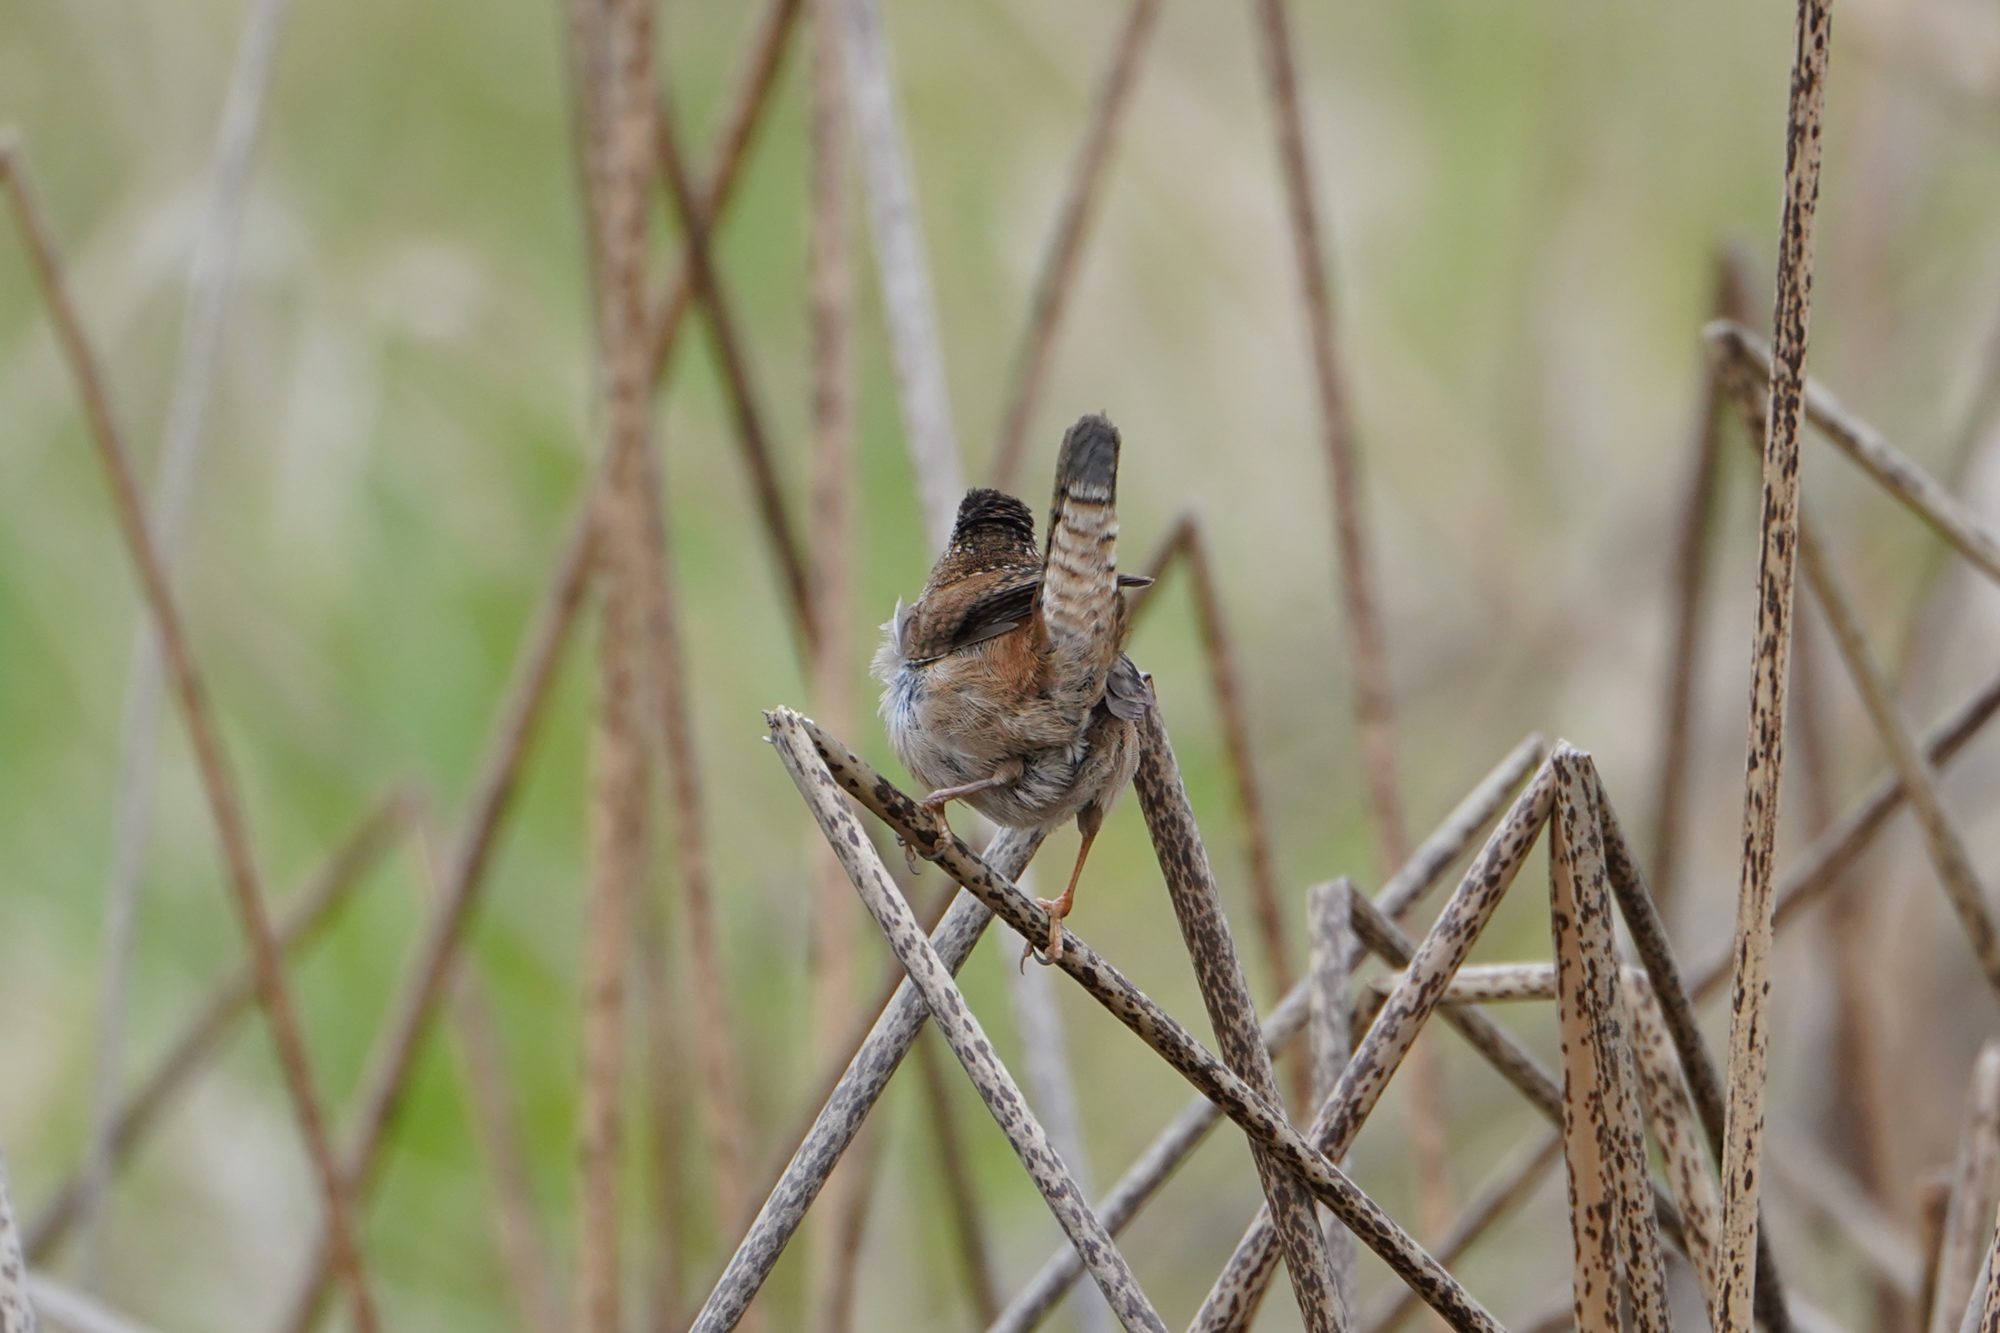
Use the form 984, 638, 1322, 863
5, 0, 2000, 1327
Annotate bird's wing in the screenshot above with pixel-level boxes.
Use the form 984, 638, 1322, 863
901, 571, 1042, 663
1100, 653, 1153, 721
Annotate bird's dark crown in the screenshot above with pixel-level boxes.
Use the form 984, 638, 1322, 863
950, 488, 1037, 548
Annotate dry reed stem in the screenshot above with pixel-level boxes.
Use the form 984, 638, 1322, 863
1000, 737, 1545, 1332
1981, 1237, 2000, 1333
1717, 0, 1836, 1322
1193, 760, 1555, 1327
1650, 249, 1755, 911
1935, 1047, 2000, 1333
1626, 970, 1724, 1322
1796, 519, 2000, 996
1712, 322, 2000, 589
0, 137, 379, 1333
987, 0, 1160, 493
78, 0, 295, 1286
791, 716, 1502, 1330
644, 0, 801, 381
1362, 1131, 1564, 1333
0, 1152, 31, 1333
650, 93, 814, 658
1768, 1142, 1922, 1300
838, 0, 963, 547
1308, 879, 1358, 1302
419, 826, 562, 1333
1133, 708, 1341, 1333
687, 827, 1046, 1332
277, 444, 599, 1333
24, 789, 411, 1261
913, 1034, 1001, 1324
1551, 761, 1668, 1333
768, 712, 1169, 1331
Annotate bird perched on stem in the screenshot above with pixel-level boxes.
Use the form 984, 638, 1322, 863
873, 413, 1152, 964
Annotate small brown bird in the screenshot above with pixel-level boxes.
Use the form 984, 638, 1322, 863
873, 413, 1152, 963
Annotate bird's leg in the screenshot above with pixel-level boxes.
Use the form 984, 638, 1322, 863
917, 759, 1023, 856
1024, 805, 1102, 967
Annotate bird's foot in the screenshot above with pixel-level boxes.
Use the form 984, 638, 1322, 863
913, 796, 956, 861
1015, 896, 1070, 970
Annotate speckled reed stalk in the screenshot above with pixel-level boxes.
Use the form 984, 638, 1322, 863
989, 0, 1160, 494
1716, 0, 1836, 1324
789, 715, 1501, 1330
998, 736, 1544, 1332
1309, 879, 1359, 1299
1627, 970, 1722, 1321
1191, 759, 1555, 1328
1711, 321, 2000, 589
1590, 765, 1797, 1332
1551, 748, 1670, 1329
767, 710, 1169, 1332
0, 137, 379, 1333
24, 790, 413, 1262
687, 824, 1046, 1333
1130, 705, 1342, 1332
1935, 1046, 2000, 1333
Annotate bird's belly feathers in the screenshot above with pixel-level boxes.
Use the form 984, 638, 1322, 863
882, 658, 1104, 830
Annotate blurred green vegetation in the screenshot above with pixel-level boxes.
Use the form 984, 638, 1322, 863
5, 0, 2000, 1327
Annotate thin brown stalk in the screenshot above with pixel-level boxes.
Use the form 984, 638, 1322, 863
1548, 748, 1670, 1330
651, 90, 813, 658
644, 0, 802, 382
1361, 1131, 1564, 1333
1935, 1046, 2000, 1333
1712, 321, 2000, 589
0, 136, 379, 1333
768, 712, 1168, 1331
1717, 0, 1836, 1321
1133, 708, 1340, 1332
837, 0, 963, 546
1649, 248, 1754, 911
1192, 760, 1556, 1328
1925, 1177, 1956, 1333
792, 716, 1502, 1330
1308, 879, 1358, 1302
79, 0, 294, 1286
572, 0, 659, 1322
421, 826, 562, 1333
25, 789, 412, 1262
277, 419, 600, 1333
914, 1034, 1001, 1324
999, 736, 1547, 1333
987, 0, 1160, 493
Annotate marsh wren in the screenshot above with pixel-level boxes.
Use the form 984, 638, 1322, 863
873, 413, 1152, 963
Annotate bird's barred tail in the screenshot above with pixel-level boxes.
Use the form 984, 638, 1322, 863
1039, 413, 1125, 706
